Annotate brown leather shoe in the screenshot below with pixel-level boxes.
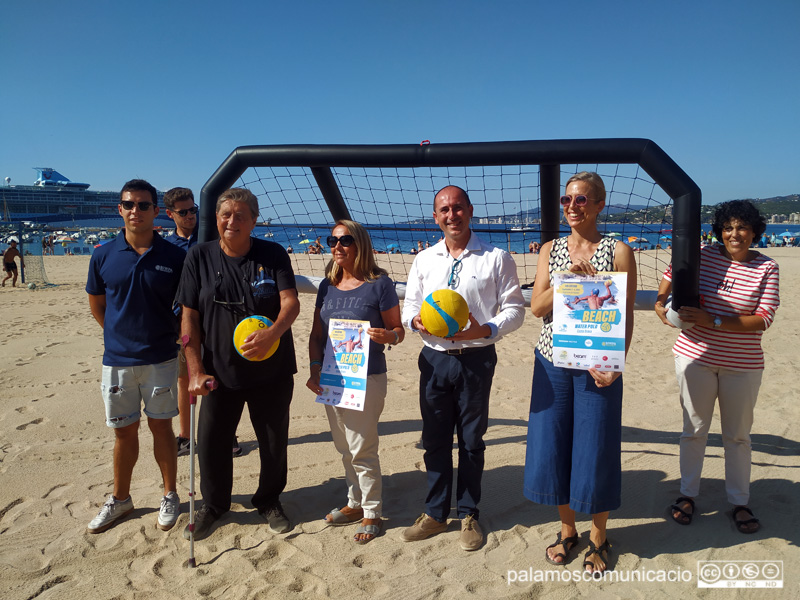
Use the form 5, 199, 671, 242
460, 515, 483, 551
401, 513, 447, 541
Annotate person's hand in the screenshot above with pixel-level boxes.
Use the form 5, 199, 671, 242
367, 327, 398, 345
188, 372, 216, 396
411, 314, 430, 335
654, 300, 675, 327
239, 327, 281, 360
588, 369, 621, 388
677, 306, 714, 328
448, 314, 491, 341
569, 258, 597, 275
306, 367, 322, 395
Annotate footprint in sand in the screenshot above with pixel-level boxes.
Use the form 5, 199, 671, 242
16, 418, 44, 430
43, 483, 70, 499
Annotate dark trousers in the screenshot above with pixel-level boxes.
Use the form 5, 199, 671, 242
197, 376, 293, 515
418, 345, 496, 521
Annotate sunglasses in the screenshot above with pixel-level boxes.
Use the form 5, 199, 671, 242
120, 200, 154, 211
174, 205, 198, 217
448, 258, 463, 288
327, 235, 355, 248
560, 195, 589, 207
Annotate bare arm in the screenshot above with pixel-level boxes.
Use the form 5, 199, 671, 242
306, 307, 326, 394
654, 276, 674, 326
616, 242, 637, 354
677, 308, 768, 332
530, 240, 554, 318
88, 294, 106, 328
181, 305, 214, 395
367, 304, 405, 346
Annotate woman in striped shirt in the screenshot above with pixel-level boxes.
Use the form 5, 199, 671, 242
655, 200, 779, 534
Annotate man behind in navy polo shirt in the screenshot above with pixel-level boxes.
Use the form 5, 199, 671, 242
85, 179, 187, 534
162, 187, 198, 456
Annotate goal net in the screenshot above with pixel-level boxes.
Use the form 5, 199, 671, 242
199, 140, 701, 309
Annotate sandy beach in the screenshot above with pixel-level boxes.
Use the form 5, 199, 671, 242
1, 249, 798, 599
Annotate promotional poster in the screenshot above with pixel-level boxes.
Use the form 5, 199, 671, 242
551, 272, 627, 372
315, 318, 371, 411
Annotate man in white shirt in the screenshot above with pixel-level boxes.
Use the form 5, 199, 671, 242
401, 185, 525, 551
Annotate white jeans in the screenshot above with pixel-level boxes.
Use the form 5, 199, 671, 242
325, 373, 387, 519
674, 355, 762, 506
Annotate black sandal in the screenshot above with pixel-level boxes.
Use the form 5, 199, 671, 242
544, 532, 579, 566
670, 496, 695, 525
732, 506, 760, 534
582, 539, 611, 575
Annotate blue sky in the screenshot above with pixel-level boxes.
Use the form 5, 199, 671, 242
1, 0, 798, 205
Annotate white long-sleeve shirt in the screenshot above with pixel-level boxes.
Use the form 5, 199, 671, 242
402, 232, 525, 351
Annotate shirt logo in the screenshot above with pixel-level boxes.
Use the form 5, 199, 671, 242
155, 265, 174, 273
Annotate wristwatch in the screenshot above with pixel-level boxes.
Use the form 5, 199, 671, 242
712, 315, 722, 329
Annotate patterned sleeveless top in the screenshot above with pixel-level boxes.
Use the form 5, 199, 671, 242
536, 235, 617, 362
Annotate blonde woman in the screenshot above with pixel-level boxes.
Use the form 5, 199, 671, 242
307, 220, 404, 544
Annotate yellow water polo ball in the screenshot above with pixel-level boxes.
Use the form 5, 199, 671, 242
420, 289, 469, 338
233, 315, 280, 361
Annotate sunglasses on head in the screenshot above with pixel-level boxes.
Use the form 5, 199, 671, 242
327, 235, 355, 248
560, 195, 589, 207
174, 205, 198, 217
120, 200, 154, 211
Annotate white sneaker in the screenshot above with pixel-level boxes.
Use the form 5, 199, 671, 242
157, 491, 181, 531
87, 494, 134, 534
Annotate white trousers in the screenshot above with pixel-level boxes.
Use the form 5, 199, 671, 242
674, 354, 762, 506
325, 373, 387, 519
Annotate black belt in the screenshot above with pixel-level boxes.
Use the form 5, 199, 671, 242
440, 344, 494, 356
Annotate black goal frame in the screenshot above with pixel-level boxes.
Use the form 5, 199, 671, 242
199, 139, 700, 309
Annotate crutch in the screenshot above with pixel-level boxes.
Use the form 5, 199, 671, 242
181, 334, 217, 568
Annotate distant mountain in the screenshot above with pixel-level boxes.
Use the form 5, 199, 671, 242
702, 194, 799, 221
401, 195, 798, 226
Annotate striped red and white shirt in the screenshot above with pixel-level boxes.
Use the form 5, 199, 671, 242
664, 245, 779, 370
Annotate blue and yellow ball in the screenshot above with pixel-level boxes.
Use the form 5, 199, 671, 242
420, 289, 469, 338
233, 315, 280, 361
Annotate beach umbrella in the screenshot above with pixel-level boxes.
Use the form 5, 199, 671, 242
779, 231, 793, 238
628, 236, 648, 244
660, 235, 672, 241
607, 232, 622, 237
299, 239, 311, 244
54, 235, 77, 243
386, 242, 400, 251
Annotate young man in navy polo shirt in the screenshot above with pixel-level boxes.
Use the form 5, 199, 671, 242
85, 179, 187, 534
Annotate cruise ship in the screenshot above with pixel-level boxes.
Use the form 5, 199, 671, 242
1, 168, 169, 224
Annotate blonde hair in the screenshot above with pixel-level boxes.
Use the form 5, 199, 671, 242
325, 220, 388, 285
565, 171, 606, 203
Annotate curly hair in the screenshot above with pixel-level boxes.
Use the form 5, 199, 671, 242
712, 200, 767, 240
